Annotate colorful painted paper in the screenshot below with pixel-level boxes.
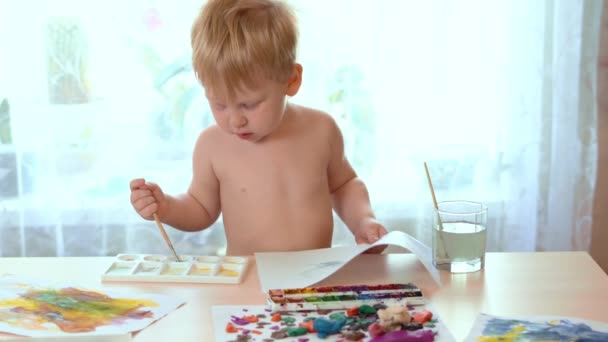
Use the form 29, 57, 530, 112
0, 275, 185, 337
212, 304, 455, 341
255, 231, 439, 292
464, 313, 608, 341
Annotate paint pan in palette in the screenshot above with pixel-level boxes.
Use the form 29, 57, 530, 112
101, 254, 248, 284
266, 283, 424, 311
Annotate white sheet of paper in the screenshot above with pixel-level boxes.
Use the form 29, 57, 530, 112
254, 230, 439, 292
212, 304, 455, 342
463, 313, 608, 341
2, 334, 132, 342
0, 275, 185, 338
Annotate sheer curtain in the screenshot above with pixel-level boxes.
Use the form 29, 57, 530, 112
591, 1, 608, 273
0, 0, 601, 257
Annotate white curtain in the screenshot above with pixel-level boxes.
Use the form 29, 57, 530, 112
0, 0, 601, 257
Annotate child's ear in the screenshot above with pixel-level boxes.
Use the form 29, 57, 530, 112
286, 63, 303, 96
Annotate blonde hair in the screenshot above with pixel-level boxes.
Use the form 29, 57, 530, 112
191, 0, 298, 98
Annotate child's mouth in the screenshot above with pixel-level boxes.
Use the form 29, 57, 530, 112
237, 132, 253, 140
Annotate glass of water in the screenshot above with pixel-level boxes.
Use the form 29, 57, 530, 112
432, 200, 487, 273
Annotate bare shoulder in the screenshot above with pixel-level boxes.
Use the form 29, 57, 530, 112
197, 124, 222, 142
192, 125, 225, 164
295, 104, 354, 191
290, 104, 340, 135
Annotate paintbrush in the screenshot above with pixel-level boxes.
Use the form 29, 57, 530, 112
424, 162, 450, 259
153, 213, 181, 262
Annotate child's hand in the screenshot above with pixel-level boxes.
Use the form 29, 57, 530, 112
129, 178, 169, 220
355, 217, 388, 254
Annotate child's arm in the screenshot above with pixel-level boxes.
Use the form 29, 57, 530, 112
326, 117, 387, 244
158, 130, 221, 231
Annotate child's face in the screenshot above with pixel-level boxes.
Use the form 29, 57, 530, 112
204, 77, 289, 143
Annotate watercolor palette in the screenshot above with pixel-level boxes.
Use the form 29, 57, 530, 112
101, 254, 249, 284
266, 283, 424, 311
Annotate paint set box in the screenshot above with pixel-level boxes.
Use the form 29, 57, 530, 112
266, 283, 424, 311
101, 254, 249, 284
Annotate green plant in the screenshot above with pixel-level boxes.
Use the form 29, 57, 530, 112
0, 98, 12, 144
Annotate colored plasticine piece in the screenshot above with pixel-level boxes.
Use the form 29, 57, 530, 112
369, 329, 435, 342
242, 315, 259, 323
287, 326, 308, 336
234, 334, 252, 341
368, 322, 385, 338
345, 318, 372, 332
313, 317, 346, 338
346, 306, 359, 317
412, 310, 433, 323
377, 305, 411, 331
271, 328, 289, 339
329, 312, 347, 321
356, 318, 377, 331
299, 320, 317, 332
281, 316, 296, 323
343, 330, 367, 341
403, 322, 424, 331
373, 303, 388, 311
359, 304, 377, 315
271, 313, 281, 322
231, 315, 250, 325
225, 322, 239, 333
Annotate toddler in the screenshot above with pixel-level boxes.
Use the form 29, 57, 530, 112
130, 0, 387, 255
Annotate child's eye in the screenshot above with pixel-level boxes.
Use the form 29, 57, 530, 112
240, 101, 259, 110
213, 103, 226, 111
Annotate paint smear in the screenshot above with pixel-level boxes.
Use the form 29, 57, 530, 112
0, 287, 158, 333
478, 317, 608, 341
219, 269, 240, 277
191, 267, 212, 275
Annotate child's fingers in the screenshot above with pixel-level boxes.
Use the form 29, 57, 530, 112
132, 194, 156, 211
144, 182, 158, 192
363, 225, 389, 253
367, 224, 386, 243
139, 202, 158, 219
354, 223, 378, 244
129, 179, 163, 220
367, 230, 380, 243
146, 182, 164, 200
358, 222, 388, 244
132, 196, 158, 220
145, 181, 158, 189
129, 178, 146, 191
362, 226, 388, 253
130, 188, 152, 205
376, 225, 388, 239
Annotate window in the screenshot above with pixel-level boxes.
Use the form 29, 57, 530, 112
0, 0, 599, 256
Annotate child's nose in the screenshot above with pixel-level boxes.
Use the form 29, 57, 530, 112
229, 113, 247, 128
